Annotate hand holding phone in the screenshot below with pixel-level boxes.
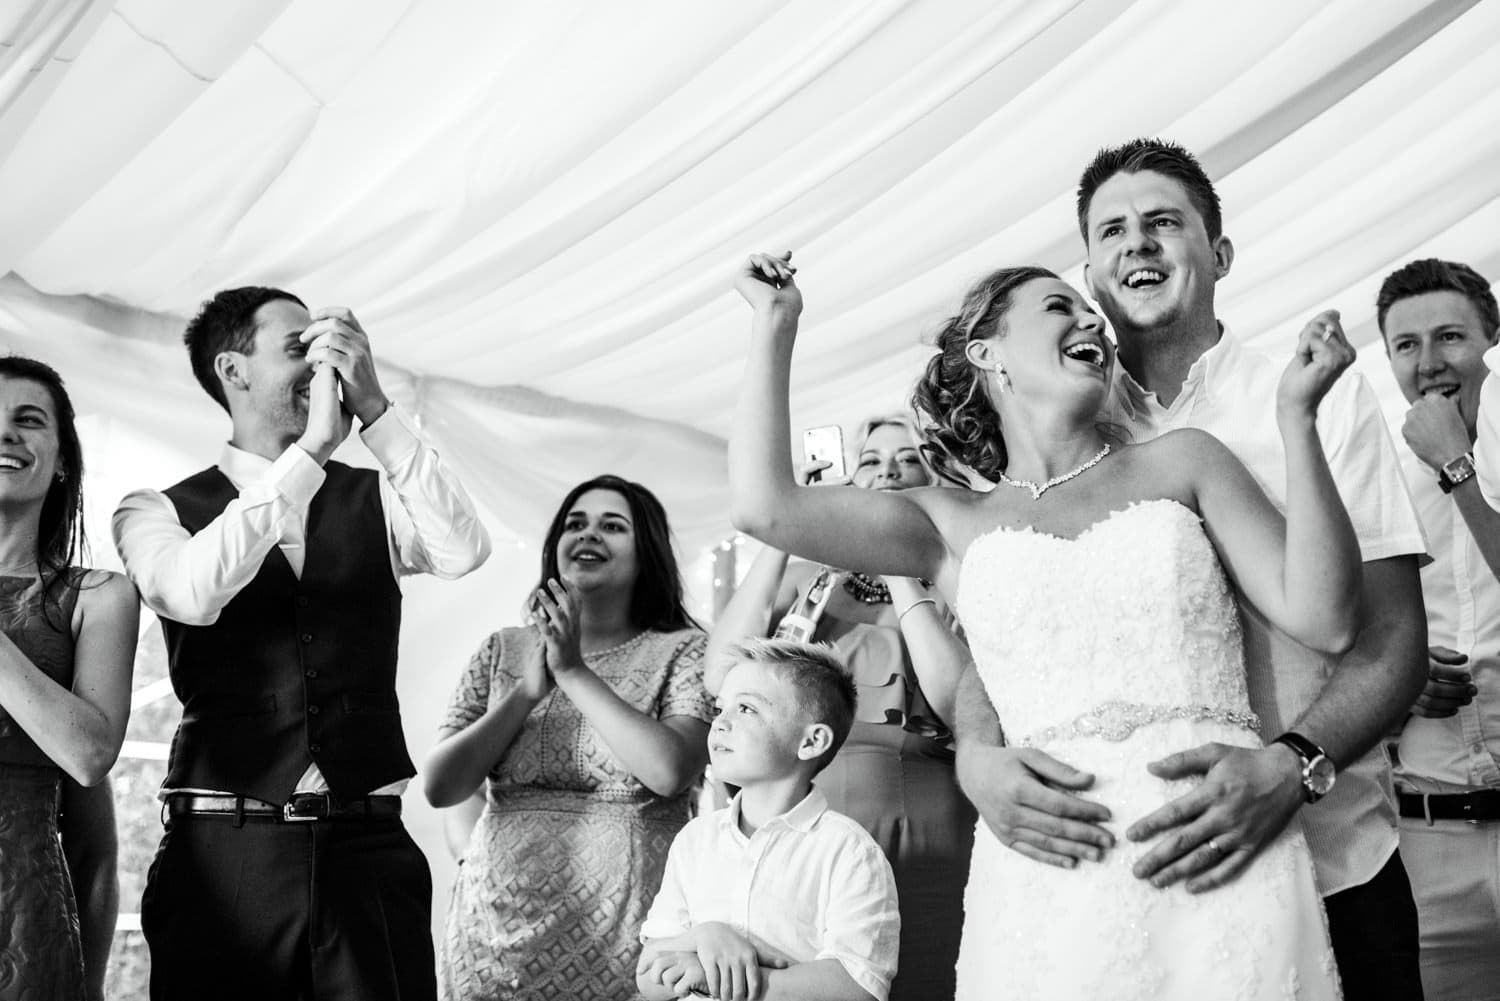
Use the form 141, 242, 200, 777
801, 425, 846, 483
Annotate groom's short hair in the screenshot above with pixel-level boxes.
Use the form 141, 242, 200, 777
1076, 138, 1223, 243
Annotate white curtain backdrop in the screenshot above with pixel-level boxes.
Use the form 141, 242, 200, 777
1, 0, 1497, 938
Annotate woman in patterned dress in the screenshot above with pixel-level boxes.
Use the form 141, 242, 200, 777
0, 356, 138, 999
705, 415, 975, 1000
426, 474, 712, 1001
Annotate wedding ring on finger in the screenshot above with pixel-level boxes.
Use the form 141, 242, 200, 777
1205, 837, 1224, 856
1318, 322, 1336, 343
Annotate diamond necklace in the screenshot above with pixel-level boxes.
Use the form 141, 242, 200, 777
998, 444, 1112, 501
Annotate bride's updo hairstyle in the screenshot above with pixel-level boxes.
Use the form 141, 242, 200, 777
912, 265, 1056, 485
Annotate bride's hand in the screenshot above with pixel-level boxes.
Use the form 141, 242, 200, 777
734, 252, 801, 317
1276, 309, 1356, 420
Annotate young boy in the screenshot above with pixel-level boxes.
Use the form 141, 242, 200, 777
636, 639, 899, 1001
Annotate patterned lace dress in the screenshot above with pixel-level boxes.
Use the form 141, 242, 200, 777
438, 626, 711, 1001
0, 573, 85, 1001
955, 501, 1340, 1001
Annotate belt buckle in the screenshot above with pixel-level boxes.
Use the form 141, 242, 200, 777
282, 793, 330, 823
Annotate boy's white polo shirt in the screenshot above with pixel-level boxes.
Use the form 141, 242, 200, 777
641, 787, 900, 1001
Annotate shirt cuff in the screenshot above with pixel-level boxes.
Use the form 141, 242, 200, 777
277, 444, 328, 508
639, 918, 688, 942
359, 401, 421, 468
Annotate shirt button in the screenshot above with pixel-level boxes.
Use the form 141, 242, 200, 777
296, 596, 309, 608
305, 669, 319, 679
300, 633, 313, 643
309, 743, 321, 753
307, 705, 321, 716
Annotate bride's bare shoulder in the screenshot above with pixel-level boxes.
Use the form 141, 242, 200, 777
1131, 427, 1236, 464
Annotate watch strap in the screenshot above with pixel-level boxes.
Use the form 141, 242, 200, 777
1272, 731, 1325, 767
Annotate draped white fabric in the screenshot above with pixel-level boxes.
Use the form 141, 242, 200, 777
2, 0, 1498, 935
3, 0, 1499, 559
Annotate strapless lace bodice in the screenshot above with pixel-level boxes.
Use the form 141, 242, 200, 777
958, 499, 1254, 747
951, 498, 1339, 1000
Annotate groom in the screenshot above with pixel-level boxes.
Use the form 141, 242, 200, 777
953, 139, 1429, 998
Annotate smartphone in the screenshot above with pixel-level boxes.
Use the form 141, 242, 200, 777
801, 425, 846, 483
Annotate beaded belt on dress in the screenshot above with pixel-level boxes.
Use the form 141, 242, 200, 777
1017, 699, 1261, 747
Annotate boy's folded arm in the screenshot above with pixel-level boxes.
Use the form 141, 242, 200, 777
635, 972, 680, 1001
759, 958, 879, 1001
636, 948, 708, 1001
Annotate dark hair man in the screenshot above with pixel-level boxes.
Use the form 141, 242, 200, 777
952, 139, 1429, 999
113, 289, 491, 1000
1378, 257, 1500, 1000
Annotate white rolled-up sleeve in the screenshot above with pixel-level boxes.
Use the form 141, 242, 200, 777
815, 836, 900, 1001
1474, 359, 1500, 510
361, 405, 491, 579
111, 446, 326, 625
639, 828, 696, 941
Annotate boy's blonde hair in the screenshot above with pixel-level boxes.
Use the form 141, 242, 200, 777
725, 638, 857, 773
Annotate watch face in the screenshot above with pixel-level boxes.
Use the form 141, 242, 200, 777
1443, 454, 1476, 481
1306, 756, 1336, 797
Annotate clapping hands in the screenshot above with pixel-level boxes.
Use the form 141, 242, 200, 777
531, 579, 585, 677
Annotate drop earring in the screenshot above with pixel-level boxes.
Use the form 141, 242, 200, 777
994, 363, 1012, 394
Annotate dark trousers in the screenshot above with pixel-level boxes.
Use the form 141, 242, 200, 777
142, 813, 436, 1001
1324, 850, 1425, 1001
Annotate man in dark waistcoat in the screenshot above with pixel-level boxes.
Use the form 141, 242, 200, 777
112, 286, 491, 1001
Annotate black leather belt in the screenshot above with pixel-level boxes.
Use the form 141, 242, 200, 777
1398, 789, 1500, 823
166, 792, 403, 823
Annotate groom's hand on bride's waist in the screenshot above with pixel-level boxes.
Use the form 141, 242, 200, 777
1125, 742, 1304, 893
956, 743, 1116, 869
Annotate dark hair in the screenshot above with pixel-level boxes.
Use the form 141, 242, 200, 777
537, 475, 700, 632
183, 287, 307, 411
1376, 258, 1499, 341
912, 266, 1056, 485
1076, 138, 1223, 242
0, 356, 86, 612
727, 638, 856, 774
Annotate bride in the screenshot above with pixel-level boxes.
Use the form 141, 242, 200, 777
728, 252, 1348, 999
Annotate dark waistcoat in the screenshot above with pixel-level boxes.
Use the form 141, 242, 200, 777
160, 461, 413, 803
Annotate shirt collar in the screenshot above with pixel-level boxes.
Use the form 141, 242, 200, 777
721, 787, 829, 839
216, 441, 279, 491
1112, 322, 1239, 422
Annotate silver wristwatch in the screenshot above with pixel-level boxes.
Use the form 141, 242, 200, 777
1438, 452, 1476, 494
1273, 732, 1336, 803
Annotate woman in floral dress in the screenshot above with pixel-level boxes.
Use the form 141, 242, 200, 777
427, 474, 711, 1001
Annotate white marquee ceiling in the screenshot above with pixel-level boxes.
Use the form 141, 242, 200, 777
2, 0, 1498, 562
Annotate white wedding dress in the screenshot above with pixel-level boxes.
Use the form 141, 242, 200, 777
955, 499, 1341, 1000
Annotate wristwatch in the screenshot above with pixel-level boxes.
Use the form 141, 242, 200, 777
1438, 451, 1477, 494
1273, 732, 1336, 803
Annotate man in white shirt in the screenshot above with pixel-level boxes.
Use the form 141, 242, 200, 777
112, 287, 490, 1001
952, 139, 1429, 999
1378, 257, 1500, 1001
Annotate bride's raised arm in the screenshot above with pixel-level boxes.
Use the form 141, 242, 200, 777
1186, 310, 1363, 654
728, 253, 947, 581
